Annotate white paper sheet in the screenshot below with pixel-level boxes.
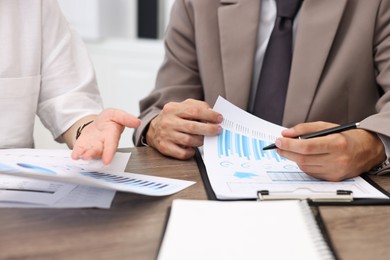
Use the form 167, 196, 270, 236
0, 175, 76, 205
204, 97, 388, 200
0, 184, 115, 209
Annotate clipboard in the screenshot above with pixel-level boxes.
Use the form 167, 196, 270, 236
194, 149, 390, 206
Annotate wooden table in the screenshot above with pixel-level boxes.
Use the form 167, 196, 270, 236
320, 174, 390, 260
1, 147, 390, 260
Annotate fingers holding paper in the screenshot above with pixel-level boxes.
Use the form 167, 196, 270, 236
72, 108, 141, 165
275, 121, 386, 181
146, 99, 223, 160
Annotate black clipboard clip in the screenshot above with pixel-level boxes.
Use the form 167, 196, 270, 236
257, 189, 353, 203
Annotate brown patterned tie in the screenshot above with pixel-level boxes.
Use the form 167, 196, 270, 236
253, 0, 303, 125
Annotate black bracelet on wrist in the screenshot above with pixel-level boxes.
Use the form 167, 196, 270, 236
76, 120, 94, 140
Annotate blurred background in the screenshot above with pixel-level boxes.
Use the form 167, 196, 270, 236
34, 0, 175, 149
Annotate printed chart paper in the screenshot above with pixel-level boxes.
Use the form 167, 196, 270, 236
0, 149, 132, 208
0, 149, 195, 198
204, 97, 388, 200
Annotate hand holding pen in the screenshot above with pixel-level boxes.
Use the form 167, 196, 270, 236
263, 122, 360, 150
271, 121, 386, 182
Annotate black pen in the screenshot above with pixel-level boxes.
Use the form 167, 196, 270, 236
262, 122, 360, 150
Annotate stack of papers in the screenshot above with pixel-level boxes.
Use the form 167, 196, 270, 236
0, 149, 195, 208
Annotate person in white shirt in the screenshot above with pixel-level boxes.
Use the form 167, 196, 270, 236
0, 0, 140, 164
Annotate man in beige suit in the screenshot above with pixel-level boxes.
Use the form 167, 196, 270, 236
134, 0, 390, 181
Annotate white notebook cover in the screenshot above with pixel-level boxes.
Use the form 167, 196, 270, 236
158, 199, 334, 260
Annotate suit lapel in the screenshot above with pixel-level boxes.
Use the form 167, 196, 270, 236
218, 0, 261, 110
283, 0, 348, 126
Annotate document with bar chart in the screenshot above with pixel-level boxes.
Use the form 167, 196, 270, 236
203, 97, 388, 200
0, 149, 195, 197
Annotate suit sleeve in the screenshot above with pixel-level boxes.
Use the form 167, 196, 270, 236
133, 0, 204, 145
360, 0, 390, 174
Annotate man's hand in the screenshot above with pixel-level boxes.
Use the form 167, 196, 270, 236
275, 121, 386, 181
146, 99, 223, 159
71, 108, 141, 165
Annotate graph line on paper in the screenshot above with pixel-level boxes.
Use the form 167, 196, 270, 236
80, 172, 171, 190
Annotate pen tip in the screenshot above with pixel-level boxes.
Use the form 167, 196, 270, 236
262, 144, 277, 150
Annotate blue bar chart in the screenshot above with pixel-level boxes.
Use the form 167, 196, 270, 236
81, 172, 170, 190
218, 128, 286, 163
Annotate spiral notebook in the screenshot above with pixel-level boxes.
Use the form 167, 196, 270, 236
158, 199, 335, 260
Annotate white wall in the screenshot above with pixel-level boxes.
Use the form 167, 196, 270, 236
57, 0, 137, 41
86, 39, 164, 148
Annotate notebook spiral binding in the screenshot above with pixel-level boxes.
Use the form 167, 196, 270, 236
299, 200, 336, 260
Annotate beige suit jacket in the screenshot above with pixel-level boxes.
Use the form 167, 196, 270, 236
135, 0, 390, 154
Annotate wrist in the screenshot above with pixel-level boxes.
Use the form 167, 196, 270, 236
145, 125, 154, 147
368, 157, 390, 175
140, 131, 149, 147
139, 122, 152, 147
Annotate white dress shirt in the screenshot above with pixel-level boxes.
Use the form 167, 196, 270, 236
0, 0, 103, 148
249, 0, 300, 113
